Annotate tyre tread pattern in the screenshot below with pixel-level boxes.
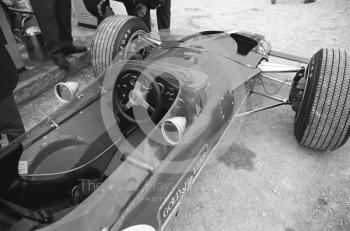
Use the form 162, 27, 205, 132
91, 15, 148, 77
298, 48, 350, 151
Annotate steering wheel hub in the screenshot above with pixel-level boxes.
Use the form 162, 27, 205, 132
129, 90, 143, 105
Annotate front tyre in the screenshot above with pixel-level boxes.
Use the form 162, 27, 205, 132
294, 48, 350, 151
91, 15, 149, 77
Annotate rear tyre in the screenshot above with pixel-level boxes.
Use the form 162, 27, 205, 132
271, 0, 276, 4
294, 48, 350, 151
91, 15, 149, 77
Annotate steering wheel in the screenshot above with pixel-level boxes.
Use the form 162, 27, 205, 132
114, 68, 162, 124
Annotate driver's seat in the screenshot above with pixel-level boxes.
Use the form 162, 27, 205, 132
0, 143, 101, 208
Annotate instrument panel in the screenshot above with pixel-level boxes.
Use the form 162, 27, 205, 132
116, 71, 179, 109
155, 76, 178, 107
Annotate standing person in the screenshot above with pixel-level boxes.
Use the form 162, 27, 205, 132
155, 0, 170, 41
155, 0, 171, 31
29, 0, 87, 70
83, 0, 170, 31
83, 0, 152, 29
0, 27, 25, 148
83, 0, 151, 28
122, 0, 151, 30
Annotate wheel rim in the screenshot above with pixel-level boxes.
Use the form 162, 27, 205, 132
295, 63, 311, 123
123, 30, 147, 61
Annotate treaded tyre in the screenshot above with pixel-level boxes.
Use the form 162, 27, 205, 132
294, 48, 350, 151
91, 15, 149, 77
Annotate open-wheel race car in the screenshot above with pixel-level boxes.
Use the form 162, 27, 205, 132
1, 15, 350, 231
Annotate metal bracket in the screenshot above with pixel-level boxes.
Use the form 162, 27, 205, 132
49, 120, 59, 129
76, 93, 85, 99
234, 89, 290, 118
100, 86, 108, 94
251, 91, 289, 103
260, 74, 292, 86
234, 51, 308, 117
143, 35, 162, 46
235, 101, 289, 118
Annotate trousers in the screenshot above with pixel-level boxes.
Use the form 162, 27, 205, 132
29, 0, 73, 57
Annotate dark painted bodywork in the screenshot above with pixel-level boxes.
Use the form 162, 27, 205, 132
1, 31, 269, 230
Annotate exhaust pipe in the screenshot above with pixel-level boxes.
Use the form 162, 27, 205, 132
54, 82, 79, 103
161, 117, 186, 145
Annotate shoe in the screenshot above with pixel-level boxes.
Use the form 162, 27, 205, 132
64, 45, 87, 55
52, 54, 71, 70
304, 0, 316, 3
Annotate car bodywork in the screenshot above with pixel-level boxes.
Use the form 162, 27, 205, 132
0, 30, 308, 231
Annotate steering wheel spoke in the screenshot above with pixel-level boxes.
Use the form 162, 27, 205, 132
134, 81, 142, 91
140, 98, 155, 112
125, 100, 133, 109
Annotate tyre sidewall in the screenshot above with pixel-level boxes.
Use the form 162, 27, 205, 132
294, 48, 323, 142
111, 18, 149, 60
92, 16, 149, 77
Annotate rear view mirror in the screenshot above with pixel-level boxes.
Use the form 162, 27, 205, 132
54, 82, 79, 103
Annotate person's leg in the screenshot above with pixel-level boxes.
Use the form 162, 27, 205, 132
122, 1, 151, 30
0, 94, 25, 143
142, 9, 151, 31
156, 0, 171, 30
83, 0, 102, 19
83, 0, 111, 24
55, 0, 73, 49
29, 0, 71, 69
29, 0, 63, 57
56, 0, 87, 54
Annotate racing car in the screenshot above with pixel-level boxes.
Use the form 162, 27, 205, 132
0, 15, 349, 231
